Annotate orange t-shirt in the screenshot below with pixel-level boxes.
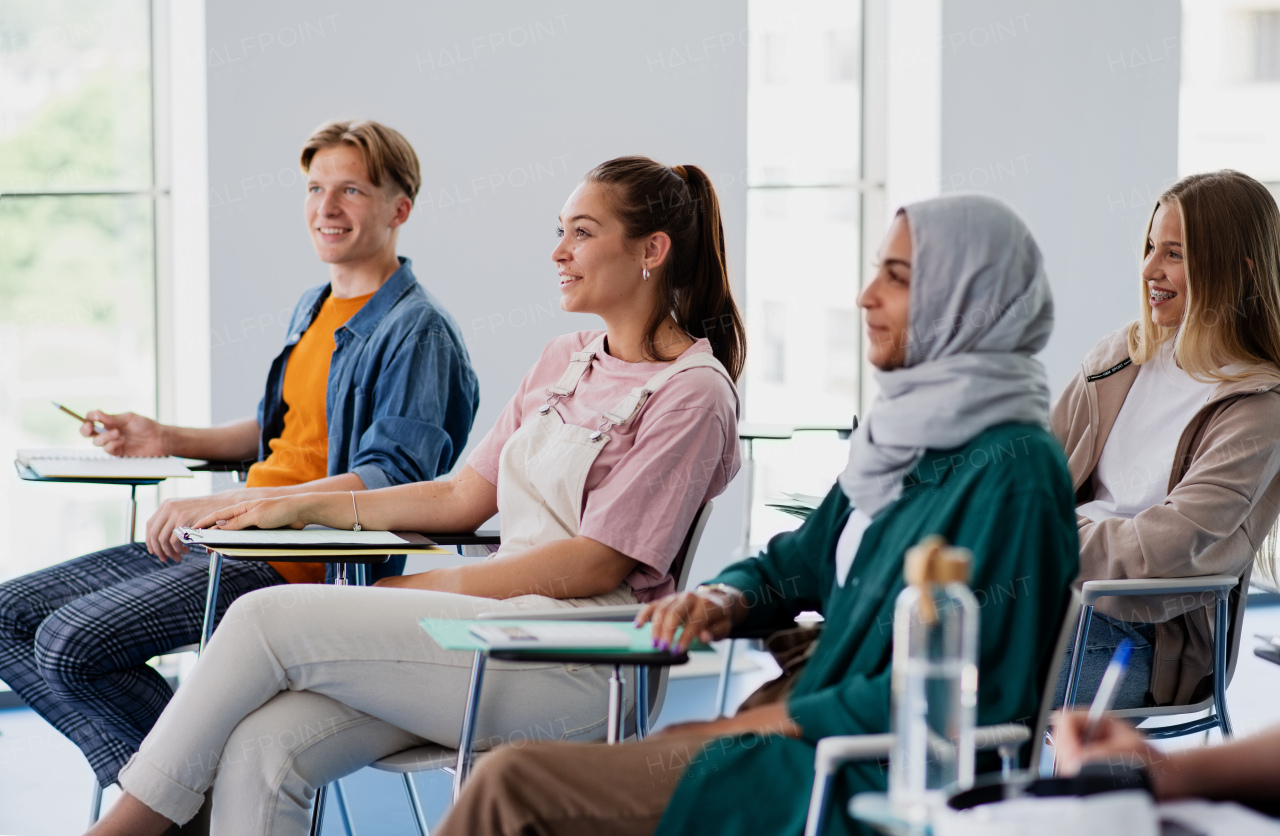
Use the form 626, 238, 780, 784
246, 291, 375, 583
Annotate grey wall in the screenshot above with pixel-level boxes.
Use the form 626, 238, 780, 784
939, 0, 1181, 392
205, 1, 747, 571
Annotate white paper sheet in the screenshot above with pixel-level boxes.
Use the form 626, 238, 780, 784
16, 448, 192, 479
178, 528, 408, 547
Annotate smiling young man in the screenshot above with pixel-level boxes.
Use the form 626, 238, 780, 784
0, 120, 480, 790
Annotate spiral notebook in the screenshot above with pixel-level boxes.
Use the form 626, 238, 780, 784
15, 448, 193, 479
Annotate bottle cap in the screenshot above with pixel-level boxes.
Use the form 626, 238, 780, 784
903, 535, 973, 624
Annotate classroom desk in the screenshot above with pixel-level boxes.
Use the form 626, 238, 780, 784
14, 461, 163, 543
846, 790, 1280, 836
194, 530, 502, 652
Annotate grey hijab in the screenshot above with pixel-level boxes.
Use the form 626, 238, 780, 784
838, 193, 1053, 517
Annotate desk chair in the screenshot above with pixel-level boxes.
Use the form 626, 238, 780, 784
802, 588, 1083, 836
314, 503, 714, 836
1062, 574, 1242, 740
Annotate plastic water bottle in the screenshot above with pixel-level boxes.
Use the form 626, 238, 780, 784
888, 535, 979, 815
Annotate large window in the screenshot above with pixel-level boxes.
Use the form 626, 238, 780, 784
1180, 0, 1280, 197
0, 0, 162, 580
744, 0, 869, 544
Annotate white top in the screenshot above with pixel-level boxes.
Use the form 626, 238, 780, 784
835, 507, 874, 586
1076, 342, 1219, 522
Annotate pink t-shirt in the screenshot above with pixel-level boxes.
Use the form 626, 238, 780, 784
468, 330, 740, 602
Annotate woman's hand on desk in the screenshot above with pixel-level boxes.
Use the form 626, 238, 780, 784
144, 495, 261, 562
192, 495, 314, 532
636, 586, 747, 653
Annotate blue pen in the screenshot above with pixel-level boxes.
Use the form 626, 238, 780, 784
1082, 638, 1134, 743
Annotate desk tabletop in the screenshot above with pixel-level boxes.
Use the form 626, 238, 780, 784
14, 461, 164, 487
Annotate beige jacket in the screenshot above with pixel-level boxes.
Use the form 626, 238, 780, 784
1052, 327, 1280, 704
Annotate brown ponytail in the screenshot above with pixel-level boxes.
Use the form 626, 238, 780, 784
583, 156, 746, 380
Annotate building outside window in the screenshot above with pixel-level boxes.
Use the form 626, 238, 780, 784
1180, 1, 1280, 198
743, 0, 870, 545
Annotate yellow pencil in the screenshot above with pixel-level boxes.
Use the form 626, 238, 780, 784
52, 402, 105, 434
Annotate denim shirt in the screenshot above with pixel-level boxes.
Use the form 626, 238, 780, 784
256, 258, 480, 579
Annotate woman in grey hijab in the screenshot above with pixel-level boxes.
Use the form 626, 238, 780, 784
841, 193, 1054, 518
430, 193, 1080, 836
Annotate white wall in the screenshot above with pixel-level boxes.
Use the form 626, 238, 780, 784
204, 1, 748, 574
937, 0, 1181, 392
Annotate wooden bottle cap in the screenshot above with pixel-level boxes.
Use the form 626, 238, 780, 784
903, 535, 972, 625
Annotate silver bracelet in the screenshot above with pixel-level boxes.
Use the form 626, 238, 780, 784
350, 490, 362, 531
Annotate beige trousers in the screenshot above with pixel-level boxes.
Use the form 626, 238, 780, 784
435, 730, 722, 836
116, 582, 634, 836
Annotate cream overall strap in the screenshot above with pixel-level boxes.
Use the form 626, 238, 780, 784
546, 334, 608, 399
602, 353, 738, 428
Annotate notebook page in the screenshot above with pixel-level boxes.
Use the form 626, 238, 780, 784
17, 447, 171, 461
16, 449, 192, 479
179, 528, 409, 547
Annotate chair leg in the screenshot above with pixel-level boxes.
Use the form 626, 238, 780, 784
607, 664, 626, 744
200, 551, 224, 654
453, 651, 488, 801
1055, 606, 1094, 777
635, 665, 649, 740
402, 773, 431, 836
88, 781, 104, 826
1063, 605, 1093, 710
1213, 596, 1233, 738
998, 743, 1018, 779
802, 769, 835, 836
310, 784, 328, 836
714, 639, 736, 717
331, 779, 356, 836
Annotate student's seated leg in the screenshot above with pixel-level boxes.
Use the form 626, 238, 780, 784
438, 731, 721, 836
109, 583, 621, 832
23, 545, 281, 784
207, 690, 422, 832
0, 544, 158, 780
1052, 611, 1155, 710
0, 543, 280, 785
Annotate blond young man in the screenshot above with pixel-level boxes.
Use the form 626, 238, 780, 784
0, 120, 479, 789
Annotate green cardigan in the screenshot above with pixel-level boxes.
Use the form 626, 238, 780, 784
657, 423, 1079, 836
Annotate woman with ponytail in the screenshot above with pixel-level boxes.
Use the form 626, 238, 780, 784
88, 157, 743, 835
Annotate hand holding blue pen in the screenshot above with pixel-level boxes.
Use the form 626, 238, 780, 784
1082, 638, 1134, 743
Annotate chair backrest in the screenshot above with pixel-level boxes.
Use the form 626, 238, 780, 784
645, 501, 715, 722
1109, 578, 1247, 721
1030, 586, 1083, 769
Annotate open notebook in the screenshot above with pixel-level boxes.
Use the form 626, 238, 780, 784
15, 448, 192, 479
178, 527, 437, 550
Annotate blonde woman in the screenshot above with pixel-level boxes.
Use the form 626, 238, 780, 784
1053, 170, 1280, 709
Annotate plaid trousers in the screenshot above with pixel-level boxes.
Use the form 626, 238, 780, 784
0, 542, 284, 786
